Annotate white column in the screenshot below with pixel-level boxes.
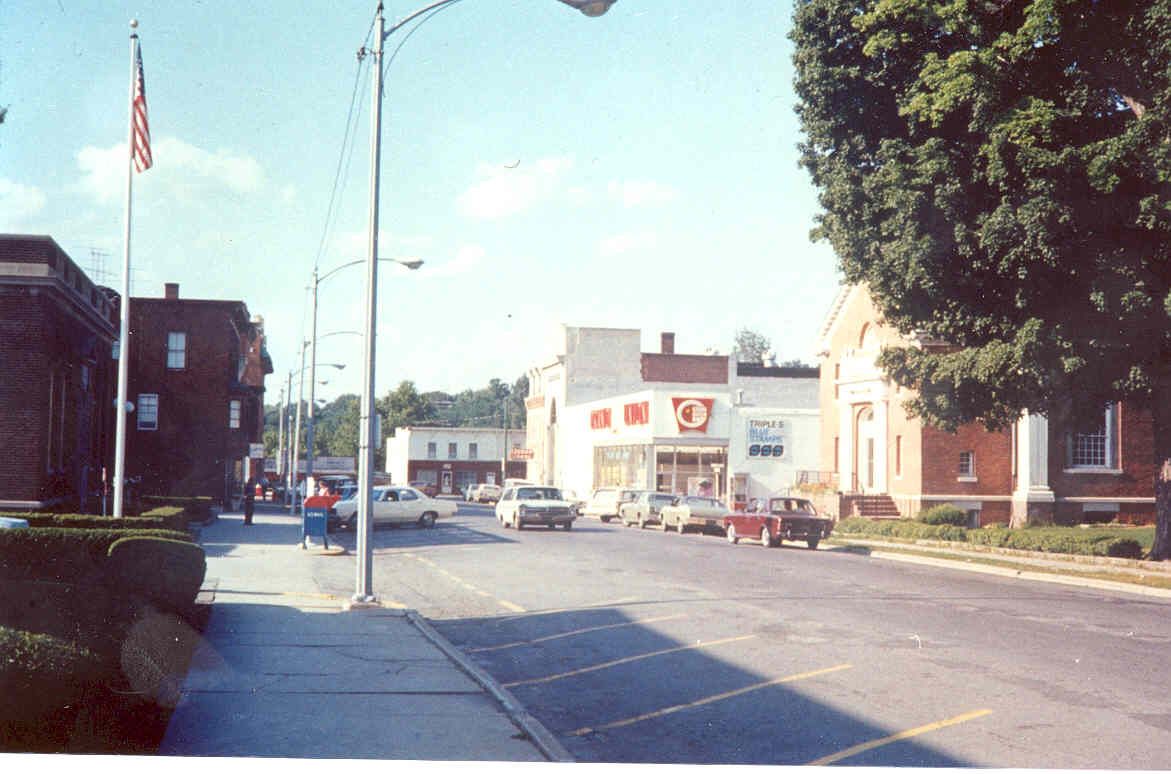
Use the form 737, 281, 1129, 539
1012, 411, 1054, 525
838, 403, 854, 492
873, 400, 889, 492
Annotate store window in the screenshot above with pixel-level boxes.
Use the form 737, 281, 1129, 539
594, 445, 648, 489
653, 445, 727, 496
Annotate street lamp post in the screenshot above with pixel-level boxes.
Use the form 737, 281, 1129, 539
288, 350, 347, 515
352, 0, 617, 607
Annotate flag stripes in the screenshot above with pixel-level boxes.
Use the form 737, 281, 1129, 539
132, 42, 152, 172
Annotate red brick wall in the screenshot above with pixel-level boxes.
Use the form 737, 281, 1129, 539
920, 423, 1013, 495
1048, 404, 1156, 498
126, 297, 265, 502
641, 353, 727, 384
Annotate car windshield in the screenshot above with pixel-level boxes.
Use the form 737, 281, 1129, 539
650, 494, 674, 506
517, 487, 562, 500
769, 498, 816, 515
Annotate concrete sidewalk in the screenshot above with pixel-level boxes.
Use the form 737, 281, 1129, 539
160, 503, 565, 761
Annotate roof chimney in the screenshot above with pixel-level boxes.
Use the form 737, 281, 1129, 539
164, 282, 179, 300
661, 332, 675, 355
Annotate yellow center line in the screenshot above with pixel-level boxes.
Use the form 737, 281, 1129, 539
571, 663, 853, 736
406, 554, 525, 613
807, 708, 993, 766
493, 597, 642, 623
469, 614, 687, 653
503, 634, 756, 688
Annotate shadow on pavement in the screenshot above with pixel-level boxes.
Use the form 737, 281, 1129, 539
435, 605, 979, 766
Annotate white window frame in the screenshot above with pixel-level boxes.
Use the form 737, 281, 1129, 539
1066, 404, 1118, 472
229, 399, 242, 429
137, 393, 159, 431
957, 450, 977, 482
167, 331, 187, 370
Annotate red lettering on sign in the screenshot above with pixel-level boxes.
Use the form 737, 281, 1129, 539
623, 400, 649, 426
590, 408, 612, 430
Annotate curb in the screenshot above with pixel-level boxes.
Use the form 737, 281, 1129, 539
405, 610, 574, 763
835, 540, 1171, 599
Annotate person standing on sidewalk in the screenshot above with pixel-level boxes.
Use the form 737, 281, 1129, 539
243, 476, 256, 525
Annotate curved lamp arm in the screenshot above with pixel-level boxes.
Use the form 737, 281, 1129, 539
385, 0, 615, 37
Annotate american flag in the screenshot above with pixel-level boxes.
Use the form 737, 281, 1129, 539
132, 43, 152, 172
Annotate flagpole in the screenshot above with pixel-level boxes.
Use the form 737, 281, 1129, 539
112, 20, 139, 518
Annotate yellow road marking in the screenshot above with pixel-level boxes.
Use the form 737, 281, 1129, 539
469, 614, 687, 653
405, 554, 525, 613
503, 634, 755, 688
807, 709, 993, 766
493, 597, 641, 622
571, 663, 853, 736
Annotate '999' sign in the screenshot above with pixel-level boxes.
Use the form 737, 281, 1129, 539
748, 444, 785, 458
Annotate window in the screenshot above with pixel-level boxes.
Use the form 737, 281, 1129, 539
229, 399, 241, 429
958, 451, 975, 479
167, 332, 187, 369
1068, 405, 1117, 469
448, 442, 458, 459
399, 489, 419, 501
137, 394, 159, 431
427, 442, 437, 459
468, 442, 478, 460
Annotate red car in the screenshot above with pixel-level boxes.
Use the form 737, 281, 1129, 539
410, 480, 439, 497
722, 496, 834, 550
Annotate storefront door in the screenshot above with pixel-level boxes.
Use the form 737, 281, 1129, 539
441, 470, 453, 494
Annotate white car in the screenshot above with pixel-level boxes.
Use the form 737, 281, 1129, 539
330, 486, 456, 530
580, 487, 641, 523
468, 483, 503, 504
495, 485, 577, 530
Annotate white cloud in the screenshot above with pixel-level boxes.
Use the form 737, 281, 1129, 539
426, 244, 485, 278
607, 179, 679, 208
598, 230, 659, 257
457, 156, 573, 219
75, 137, 265, 204
0, 179, 47, 225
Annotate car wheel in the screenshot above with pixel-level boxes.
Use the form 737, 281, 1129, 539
418, 512, 437, 529
807, 536, 820, 550
760, 526, 772, 548
638, 515, 646, 529
346, 514, 357, 531
547, 523, 556, 530
726, 524, 738, 544
514, 512, 524, 530
563, 521, 573, 530
601, 515, 612, 523
676, 519, 685, 534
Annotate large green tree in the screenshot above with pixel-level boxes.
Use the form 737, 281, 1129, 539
792, 0, 1171, 557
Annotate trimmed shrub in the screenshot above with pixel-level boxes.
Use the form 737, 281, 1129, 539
142, 496, 214, 525
17, 511, 187, 532
0, 528, 192, 582
917, 504, 969, 526
106, 537, 207, 612
0, 625, 108, 749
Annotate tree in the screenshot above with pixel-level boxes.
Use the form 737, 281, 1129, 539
734, 328, 772, 363
792, 0, 1171, 557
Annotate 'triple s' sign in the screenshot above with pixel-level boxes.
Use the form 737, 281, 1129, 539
747, 418, 785, 458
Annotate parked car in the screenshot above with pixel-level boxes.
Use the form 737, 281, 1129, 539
660, 495, 730, 535
410, 480, 439, 497
723, 496, 834, 549
560, 488, 587, 511
495, 485, 577, 530
329, 485, 457, 531
618, 491, 676, 528
467, 483, 503, 504
580, 487, 641, 523
503, 478, 536, 489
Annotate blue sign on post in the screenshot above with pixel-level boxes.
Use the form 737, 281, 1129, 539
301, 507, 329, 550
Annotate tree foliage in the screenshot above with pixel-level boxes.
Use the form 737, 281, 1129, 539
792, 0, 1171, 556
734, 328, 773, 363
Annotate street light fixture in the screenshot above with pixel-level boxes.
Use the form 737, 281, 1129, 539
306, 260, 420, 506
352, 0, 615, 608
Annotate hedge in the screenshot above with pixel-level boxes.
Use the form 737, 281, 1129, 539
142, 496, 214, 525
0, 528, 193, 582
835, 517, 1147, 559
14, 509, 187, 532
107, 536, 207, 612
917, 504, 969, 526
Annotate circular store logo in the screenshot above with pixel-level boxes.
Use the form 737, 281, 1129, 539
672, 397, 714, 433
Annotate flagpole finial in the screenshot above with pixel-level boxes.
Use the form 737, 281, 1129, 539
130, 18, 139, 29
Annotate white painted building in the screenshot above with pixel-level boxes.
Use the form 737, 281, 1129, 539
386, 426, 527, 495
525, 326, 819, 507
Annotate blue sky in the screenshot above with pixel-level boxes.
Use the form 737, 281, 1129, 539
1, 0, 841, 403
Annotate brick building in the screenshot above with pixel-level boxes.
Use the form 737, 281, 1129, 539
0, 235, 119, 510
124, 283, 272, 504
817, 285, 1156, 525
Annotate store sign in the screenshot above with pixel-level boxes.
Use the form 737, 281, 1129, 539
249, 443, 265, 459
590, 408, 612, 430
623, 400, 650, 426
509, 448, 534, 460
672, 397, 714, 433
747, 418, 786, 459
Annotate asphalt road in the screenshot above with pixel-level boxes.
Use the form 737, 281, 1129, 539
311, 503, 1171, 767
